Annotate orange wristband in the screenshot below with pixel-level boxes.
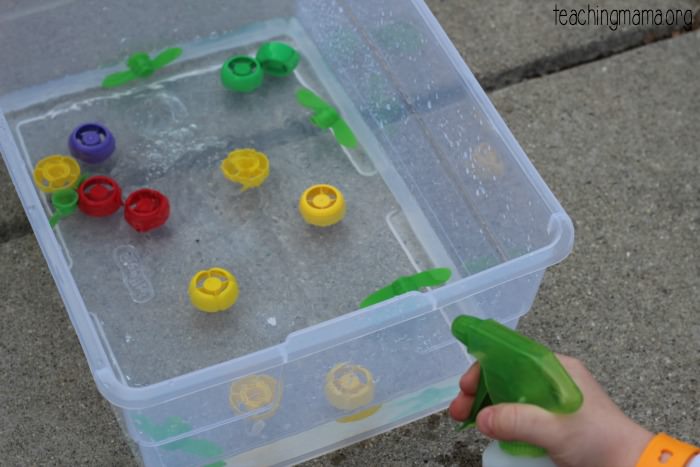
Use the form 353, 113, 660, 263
636, 433, 699, 467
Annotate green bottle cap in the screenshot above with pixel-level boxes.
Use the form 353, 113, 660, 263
220, 56, 264, 92
49, 189, 79, 227
256, 42, 300, 77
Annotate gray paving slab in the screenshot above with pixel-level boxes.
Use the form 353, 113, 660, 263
493, 29, 700, 445
0, 234, 133, 465
426, 0, 700, 89
0, 0, 696, 95
0, 161, 29, 242
1, 12, 699, 467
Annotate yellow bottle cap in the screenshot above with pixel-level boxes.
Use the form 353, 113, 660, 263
229, 375, 282, 420
325, 363, 374, 411
299, 184, 346, 227
220, 149, 270, 191
33, 155, 81, 193
188, 267, 239, 313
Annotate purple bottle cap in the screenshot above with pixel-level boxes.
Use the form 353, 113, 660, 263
69, 123, 116, 164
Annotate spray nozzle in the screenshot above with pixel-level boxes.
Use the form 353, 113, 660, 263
451, 316, 583, 457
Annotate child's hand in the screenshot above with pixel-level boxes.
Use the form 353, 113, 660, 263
449, 355, 653, 467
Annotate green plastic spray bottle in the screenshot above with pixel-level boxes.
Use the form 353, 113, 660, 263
451, 316, 584, 467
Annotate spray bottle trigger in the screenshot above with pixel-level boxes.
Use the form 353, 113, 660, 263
457, 367, 493, 431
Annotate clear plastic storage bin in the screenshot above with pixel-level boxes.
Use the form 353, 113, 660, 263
0, 1, 573, 466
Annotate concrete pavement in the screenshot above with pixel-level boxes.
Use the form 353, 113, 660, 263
427, 0, 700, 90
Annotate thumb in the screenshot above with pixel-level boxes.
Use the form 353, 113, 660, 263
476, 403, 564, 450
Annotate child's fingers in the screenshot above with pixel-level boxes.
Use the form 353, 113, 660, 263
475, 403, 562, 450
459, 363, 481, 395
449, 364, 481, 421
448, 391, 475, 421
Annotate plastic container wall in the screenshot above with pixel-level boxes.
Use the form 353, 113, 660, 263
120, 286, 530, 467
296, 0, 567, 276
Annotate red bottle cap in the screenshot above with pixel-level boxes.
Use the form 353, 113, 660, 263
124, 189, 170, 232
78, 176, 122, 217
